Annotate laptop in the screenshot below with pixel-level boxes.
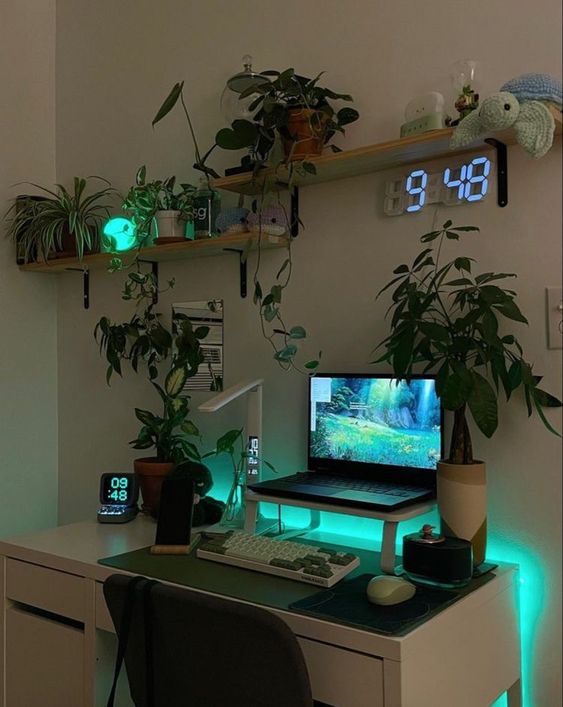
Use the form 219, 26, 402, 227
248, 373, 443, 511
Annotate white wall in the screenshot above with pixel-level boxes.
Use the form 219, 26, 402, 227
55, 1, 561, 704
0, 1, 58, 536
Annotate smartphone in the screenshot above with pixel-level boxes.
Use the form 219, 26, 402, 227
154, 477, 194, 547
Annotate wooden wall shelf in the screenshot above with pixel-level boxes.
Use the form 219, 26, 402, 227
18, 231, 285, 273
211, 108, 562, 195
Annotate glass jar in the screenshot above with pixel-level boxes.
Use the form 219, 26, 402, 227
193, 177, 221, 239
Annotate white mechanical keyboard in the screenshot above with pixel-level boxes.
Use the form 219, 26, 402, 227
196, 531, 360, 587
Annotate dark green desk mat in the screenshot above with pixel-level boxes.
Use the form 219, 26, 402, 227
99, 537, 495, 635
98, 537, 375, 612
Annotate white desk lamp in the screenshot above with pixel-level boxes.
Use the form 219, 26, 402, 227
198, 379, 274, 533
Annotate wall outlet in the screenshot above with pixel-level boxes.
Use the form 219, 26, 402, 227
546, 287, 563, 349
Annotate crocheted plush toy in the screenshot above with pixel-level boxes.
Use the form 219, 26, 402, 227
247, 206, 289, 236
216, 207, 249, 235
450, 73, 562, 158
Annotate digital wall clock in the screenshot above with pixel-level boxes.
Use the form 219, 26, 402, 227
97, 473, 139, 523
384, 155, 493, 216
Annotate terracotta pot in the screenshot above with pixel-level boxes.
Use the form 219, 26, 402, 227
437, 460, 487, 566
155, 210, 186, 244
134, 457, 175, 514
283, 108, 328, 159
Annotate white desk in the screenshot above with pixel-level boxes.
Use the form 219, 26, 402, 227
0, 518, 521, 707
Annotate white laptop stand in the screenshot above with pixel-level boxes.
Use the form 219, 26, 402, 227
244, 490, 435, 575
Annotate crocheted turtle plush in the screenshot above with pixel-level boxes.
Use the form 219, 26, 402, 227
451, 73, 562, 158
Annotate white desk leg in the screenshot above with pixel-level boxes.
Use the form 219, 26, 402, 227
380, 520, 399, 575
244, 498, 259, 533
308, 510, 321, 531
507, 679, 522, 707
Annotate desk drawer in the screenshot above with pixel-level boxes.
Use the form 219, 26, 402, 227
299, 637, 384, 707
6, 558, 85, 622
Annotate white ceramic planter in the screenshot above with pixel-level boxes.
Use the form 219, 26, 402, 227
437, 460, 487, 565
154, 210, 185, 241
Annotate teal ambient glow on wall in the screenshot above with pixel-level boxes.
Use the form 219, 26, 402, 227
101, 217, 138, 252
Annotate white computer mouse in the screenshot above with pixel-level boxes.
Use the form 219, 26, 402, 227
366, 575, 416, 606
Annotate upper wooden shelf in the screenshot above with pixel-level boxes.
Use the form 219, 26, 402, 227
18, 231, 285, 273
211, 108, 562, 195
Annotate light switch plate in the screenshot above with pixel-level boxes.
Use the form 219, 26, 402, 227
546, 287, 563, 349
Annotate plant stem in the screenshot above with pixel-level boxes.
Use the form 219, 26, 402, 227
448, 404, 474, 464
179, 92, 203, 171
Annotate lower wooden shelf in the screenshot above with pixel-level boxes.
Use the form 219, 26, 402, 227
18, 231, 286, 273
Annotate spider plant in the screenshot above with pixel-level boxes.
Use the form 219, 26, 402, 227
5, 176, 116, 262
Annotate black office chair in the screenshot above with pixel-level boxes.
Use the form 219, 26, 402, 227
104, 574, 314, 707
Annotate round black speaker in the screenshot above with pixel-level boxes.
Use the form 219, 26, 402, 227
402, 526, 473, 587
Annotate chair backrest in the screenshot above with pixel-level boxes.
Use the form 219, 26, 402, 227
104, 573, 313, 707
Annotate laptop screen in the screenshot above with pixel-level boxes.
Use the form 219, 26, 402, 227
309, 375, 442, 473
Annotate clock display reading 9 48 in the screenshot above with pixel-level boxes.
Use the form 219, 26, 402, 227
101, 473, 136, 505
384, 155, 493, 216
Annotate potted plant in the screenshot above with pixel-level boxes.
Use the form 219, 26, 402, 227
5, 177, 115, 262
374, 220, 562, 564
123, 166, 196, 244
215, 68, 360, 163
95, 269, 207, 513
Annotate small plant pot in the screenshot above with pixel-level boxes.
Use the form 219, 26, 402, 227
52, 225, 97, 260
437, 460, 487, 566
283, 108, 328, 160
155, 210, 186, 244
133, 457, 175, 515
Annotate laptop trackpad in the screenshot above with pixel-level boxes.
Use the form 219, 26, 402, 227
332, 489, 395, 504
298, 486, 395, 505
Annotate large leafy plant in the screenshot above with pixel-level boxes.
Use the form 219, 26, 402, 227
95, 270, 207, 464
374, 220, 561, 464
5, 176, 114, 262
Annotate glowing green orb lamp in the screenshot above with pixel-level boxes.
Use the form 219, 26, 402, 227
102, 217, 139, 253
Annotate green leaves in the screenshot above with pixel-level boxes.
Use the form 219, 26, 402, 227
152, 82, 184, 126
289, 326, 306, 339
165, 367, 188, 397
215, 120, 258, 150
374, 220, 561, 459
215, 428, 243, 455
274, 344, 298, 362
467, 371, 498, 438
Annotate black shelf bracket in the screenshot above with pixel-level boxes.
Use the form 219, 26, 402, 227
138, 259, 159, 304
484, 138, 508, 207
65, 267, 90, 309
223, 248, 248, 298
290, 187, 300, 237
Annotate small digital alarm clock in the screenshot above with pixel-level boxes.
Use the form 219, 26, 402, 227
97, 473, 139, 524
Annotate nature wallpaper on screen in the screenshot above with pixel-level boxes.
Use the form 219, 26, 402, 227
310, 377, 441, 470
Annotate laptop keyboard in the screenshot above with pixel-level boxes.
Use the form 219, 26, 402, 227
288, 474, 424, 498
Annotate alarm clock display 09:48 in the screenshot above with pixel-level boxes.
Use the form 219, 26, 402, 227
100, 473, 138, 506
384, 155, 493, 216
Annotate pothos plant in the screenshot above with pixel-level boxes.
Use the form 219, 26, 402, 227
374, 220, 562, 465
216, 68, 360, 172
248, 194, 321, 372
94, 269, 207, 464
123, 165, 196, 242
152, 78, 324, 372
